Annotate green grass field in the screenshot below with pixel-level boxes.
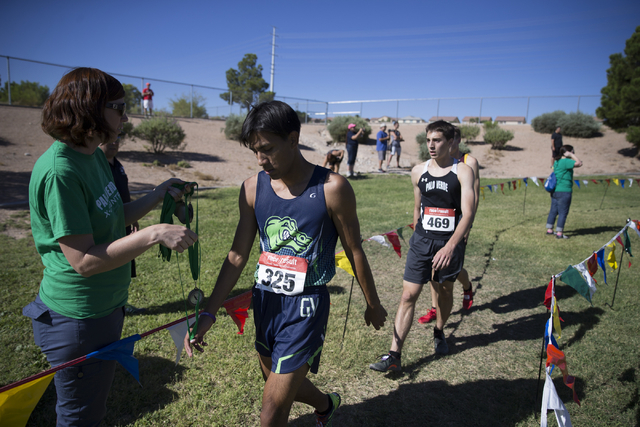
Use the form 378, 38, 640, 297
1, 173, 639, 426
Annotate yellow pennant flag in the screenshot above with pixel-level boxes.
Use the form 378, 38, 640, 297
0, 373, 55, 427
480, 187, 485, 200
518, 179, 522, 189
607, 243, 618, 270
613, 179, 620, 186
335, 251, 355, 277
552, 297, 562, 339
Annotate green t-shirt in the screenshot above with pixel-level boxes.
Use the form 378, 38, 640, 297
29, 140, 130, 319
553, 158, 576, 193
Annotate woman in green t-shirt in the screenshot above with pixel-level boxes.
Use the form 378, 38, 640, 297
545, 145, 583, 239
23, 68, 198, 426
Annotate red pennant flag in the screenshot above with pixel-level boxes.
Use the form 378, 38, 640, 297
546, 344, 581, 406
606, 179, 611, 185
587, 253, 598, 278
543, 278, 554, 309
616, 235, 624, 246
591, 179, 598, 184
636, 179, 640, 185
512, 180, 517, 189
500, 183, 504, 194
384, 231, 402, 257
222, 291, 252, 334
408, 223, 414, 230
539, 178, 545, 184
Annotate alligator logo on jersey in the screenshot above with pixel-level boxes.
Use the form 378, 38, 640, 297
264, 216, 312, 254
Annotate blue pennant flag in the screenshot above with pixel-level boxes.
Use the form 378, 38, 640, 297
487, 185, 493, 193
596, 248, 607, 284
87, 334, 141, 383
621, 180, 626, 188
523, 177, 528, 186
574, 180, 580, 188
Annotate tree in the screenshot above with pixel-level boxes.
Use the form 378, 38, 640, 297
0, 80, 49, 106
596, 26, 640, 130
122, 84, 142, 115
170, 92, 208, 118
220, 54, 272, 111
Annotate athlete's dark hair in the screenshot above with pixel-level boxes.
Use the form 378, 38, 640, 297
453, 126, 461, 140
555, 144, 574, 161
42, 67, 125, 147
240, 101, 301, 147
425, 120, 455, 142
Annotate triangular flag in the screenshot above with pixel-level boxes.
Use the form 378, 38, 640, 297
0, 372, 55, 427
546, 344, 581, 406
574, 262, 597, 301
596, 248, 607, 284
487, 185, 493, 193
508, 181, 511, 190
408, 223, 414, 230
543, 277, 554, 310
523, 177, 528, 186
583, 180, 588, 186
615, 235, 624, 247
606, 179, 611, 185
621, 180, 625, 188
222, 290, 252, 334
539, 178, 545, 185
167, 318, 193, 365
630, 220, 640, 239
559, 265, 592, 304
544, 319, 559, 349
518, 179, 522, 189
512, 180, 517, 189
623, 230, 633, 257
629, 179, 633, 187
384, 231, 402, 257
541, 371, 573, 427
574, 180, 580, 188
591, 179, 598, 184
500, 183, 504, 194
613, 178, 620, 186
493, 184, 498, 192
480, 187, 485, 200
335, 250, 355, 277
368, 235, 389, 247
552, 297, 562, 338
607, 243, 618, 270
586, 253, 598, 277
531, 176, 539, 186
87, 334, 141, 383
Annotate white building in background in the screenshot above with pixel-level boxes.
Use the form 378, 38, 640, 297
462, 116, 492, 124
495, 116, 527, 125
428, 116, 459, 124
399, 115, 426, 124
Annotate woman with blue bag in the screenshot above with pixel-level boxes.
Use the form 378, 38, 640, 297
545, 145, 583, 239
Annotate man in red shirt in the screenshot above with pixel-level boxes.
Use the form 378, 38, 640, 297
142, 82, 154, 118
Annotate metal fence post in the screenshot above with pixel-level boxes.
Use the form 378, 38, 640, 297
577, 96, 581, 113
325, 102, 328, 126
190, 85, 193, 118
526, 97, 530, 124
396, 100, 399, 121
6, 57, 11, 105
140, 78, 144, 114
479, 98, 483, 122
436, 99, 440, 119
306, 100, 308, 124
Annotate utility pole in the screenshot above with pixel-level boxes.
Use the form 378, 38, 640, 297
270, 27, 277, 92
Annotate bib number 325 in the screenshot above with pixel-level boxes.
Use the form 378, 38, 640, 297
256, 252, 307, 296
422, 207, 455, 232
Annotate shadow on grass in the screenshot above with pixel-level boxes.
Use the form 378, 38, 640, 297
565, 225, 623, 237
116, 150, 222, 164
290, 378, 543, 427
27, 356, 187, 427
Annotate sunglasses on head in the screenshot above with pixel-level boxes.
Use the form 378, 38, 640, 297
105, 102, 126, 115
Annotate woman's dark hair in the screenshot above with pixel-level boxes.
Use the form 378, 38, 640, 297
240, 101, 301, 147
555, 144, 574, 160
41, 67, 125, 147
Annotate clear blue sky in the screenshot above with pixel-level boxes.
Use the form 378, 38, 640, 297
1, 0, 638, 121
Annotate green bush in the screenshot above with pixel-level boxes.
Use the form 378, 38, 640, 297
556, 112, 601, 138
626, 126, 640, 148
483, 121, 498, 131
531, 110, 567, 134
484, 127, 514, 149
459, 141, 471, 155
327, 116, 371, 143
459, 125, 481, 142
131, 117, 186, 154
223, 114, 246, 141
416, 131, 427, 146
118, 122, 135, 145
418, 142, 431, 161
170, 92, 208, 118
0, 80, 50, 107
177, 160, 191, 168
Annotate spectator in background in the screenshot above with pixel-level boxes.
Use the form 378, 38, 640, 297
551, 127, 562, 167
99, 138, 145, 314
387, 120, 403, 169
346, 123, 364, 178
376, 124, 390, 173
143, 82, 154, 118
322, 148, 345, 174
546, 145, 583, 239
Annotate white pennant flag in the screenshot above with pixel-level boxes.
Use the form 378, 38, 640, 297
368, 235, 389, 247
541, 371, 573, 427
582, 180, 588, 186
629, 179, 633, 187
167, 319, 195, 365
629, 220, 640, 238
531, 176, 540, 186
574, 262, 597, 301
493, 184, 498, 192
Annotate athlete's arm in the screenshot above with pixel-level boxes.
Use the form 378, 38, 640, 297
411, 163, 424, 227
325, 173, 387, 330
185, 176, 259, 356
432, 163, 475, 271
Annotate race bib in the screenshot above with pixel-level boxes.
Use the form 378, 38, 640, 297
422, 207, 455, 232
255, 252, 307, 296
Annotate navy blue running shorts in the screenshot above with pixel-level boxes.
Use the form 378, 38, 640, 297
253, 284, 330, 374
403, 232, 466, 285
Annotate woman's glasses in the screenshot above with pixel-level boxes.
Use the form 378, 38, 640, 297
105, 102, 126, 115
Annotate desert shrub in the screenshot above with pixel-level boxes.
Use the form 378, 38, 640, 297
626, 126, 640, 148
556, 112, 601, 138
327, 116, 371, 143
459, 141, 471, 155
483, 121, 498, 131
177, 160, 191, 168
531, 110, 567, 134
117, 122, 135, 145
484, 127, 514, 149
223, 114, 246, 141
131, 117, 186, 154
418, 142, 431, 161
459, 125, 481, 142
416, 131, 426, 146
170, 92, 208, 118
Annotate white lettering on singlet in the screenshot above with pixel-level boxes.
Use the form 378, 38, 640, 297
300, 297, 316, 317
424, 179, 448, 192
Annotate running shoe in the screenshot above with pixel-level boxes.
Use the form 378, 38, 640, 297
434, 327, 449, 355
418, 308, 437, 324
315, 392, 341, 427
124, 303, 146, 315
369, 354, 401, 372
462, 286, 473, 310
